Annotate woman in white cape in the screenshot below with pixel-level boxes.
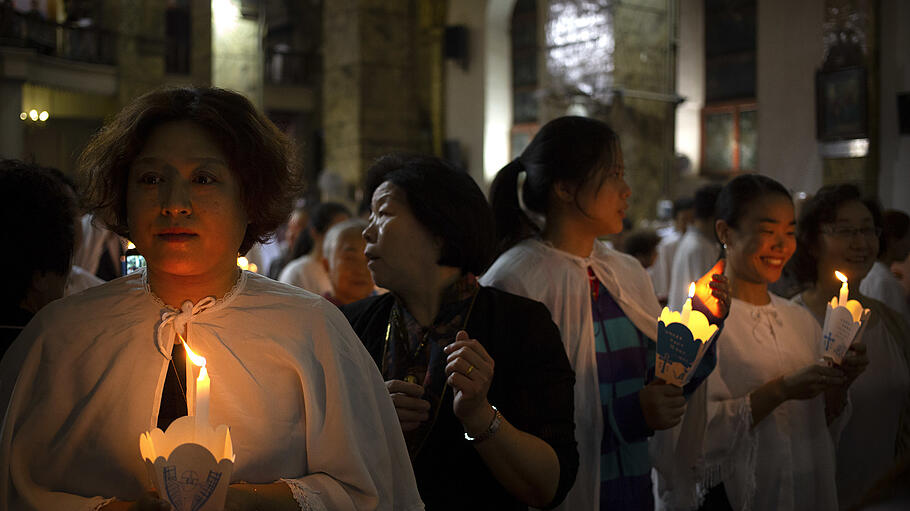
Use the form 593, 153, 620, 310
0, 87, 422, 511
482, 116, 729, 510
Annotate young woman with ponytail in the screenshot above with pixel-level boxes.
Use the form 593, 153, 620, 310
481, 116, 729, 510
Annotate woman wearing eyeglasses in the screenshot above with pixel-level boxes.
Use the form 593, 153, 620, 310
789, 184, 910, 509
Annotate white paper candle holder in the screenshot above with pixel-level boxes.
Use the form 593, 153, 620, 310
139, 415, 235, 511
821, 297, 871, 365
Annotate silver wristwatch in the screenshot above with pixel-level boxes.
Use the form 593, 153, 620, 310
464, 405, 502, 443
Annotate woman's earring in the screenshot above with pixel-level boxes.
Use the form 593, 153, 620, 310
722, 243, 728, 250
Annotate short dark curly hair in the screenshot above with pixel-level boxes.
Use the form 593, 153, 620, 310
789, 184, 882, 285
78, 86, 301, 254
0, 159, 77, 309
364, 154, 495, 275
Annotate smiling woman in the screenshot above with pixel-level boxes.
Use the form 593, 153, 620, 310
689, 175, 863, 511
0, 87, 422, 511
789, 184, 910, 509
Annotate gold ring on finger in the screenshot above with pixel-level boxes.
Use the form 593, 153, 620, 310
466, 364, 475, 376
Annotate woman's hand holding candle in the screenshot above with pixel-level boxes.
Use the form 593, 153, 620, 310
839, 341, 869, 385
639, 380, 686, 430
780, 364, 846, 401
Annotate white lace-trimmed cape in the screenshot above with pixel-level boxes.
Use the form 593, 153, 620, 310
0, 270, 423, 511
482, 239, 673, 511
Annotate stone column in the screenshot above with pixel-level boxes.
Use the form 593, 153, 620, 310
105, 0, 168, 107
323, 0, 439, 199
190, 0, 212, 86
211, 0, 262, 108
322, 0, 363, 192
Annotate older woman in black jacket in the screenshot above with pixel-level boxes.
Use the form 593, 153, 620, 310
342, 154, 578, 510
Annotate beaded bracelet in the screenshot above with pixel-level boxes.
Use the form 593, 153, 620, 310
464, 405, 503, 443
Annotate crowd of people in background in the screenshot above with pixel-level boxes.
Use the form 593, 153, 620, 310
0, 86, 908, 510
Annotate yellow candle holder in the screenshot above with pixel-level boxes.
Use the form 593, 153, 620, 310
656, 307, 720, 387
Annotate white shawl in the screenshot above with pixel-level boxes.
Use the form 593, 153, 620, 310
0, 270, 422, 511
481, 239, 662, 511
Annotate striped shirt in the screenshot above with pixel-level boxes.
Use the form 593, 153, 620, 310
590, 268, 655, 510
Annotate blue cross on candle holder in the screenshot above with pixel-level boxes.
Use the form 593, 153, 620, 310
823, 331, 836, 350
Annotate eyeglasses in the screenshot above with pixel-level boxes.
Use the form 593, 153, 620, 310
820, 226, 882, 239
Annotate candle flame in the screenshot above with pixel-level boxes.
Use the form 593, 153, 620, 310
688, 282, 696, 298
178, 333, 206, 368
834, 271, 848, 283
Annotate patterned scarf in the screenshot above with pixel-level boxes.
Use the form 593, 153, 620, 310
382, 273, 479, 458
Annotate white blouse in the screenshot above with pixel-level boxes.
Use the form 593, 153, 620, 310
702, 294, 840, 510
0, 270, 422, 511
278, 254, 333, 296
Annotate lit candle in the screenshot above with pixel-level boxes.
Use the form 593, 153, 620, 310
181, 336, 210, 429
835, 271, 849, 306
681, 282, 695, 323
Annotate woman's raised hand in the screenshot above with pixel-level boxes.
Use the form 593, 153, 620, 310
780, 363, 845, 400
693, 259, 731, 322
709, 273, 732, 319
385, 380, 430, 432
444, 330, 496, 433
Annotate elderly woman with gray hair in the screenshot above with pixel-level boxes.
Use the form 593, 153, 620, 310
321, 218, 376, 306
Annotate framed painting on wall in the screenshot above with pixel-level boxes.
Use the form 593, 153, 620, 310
816, 67, 867, 141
